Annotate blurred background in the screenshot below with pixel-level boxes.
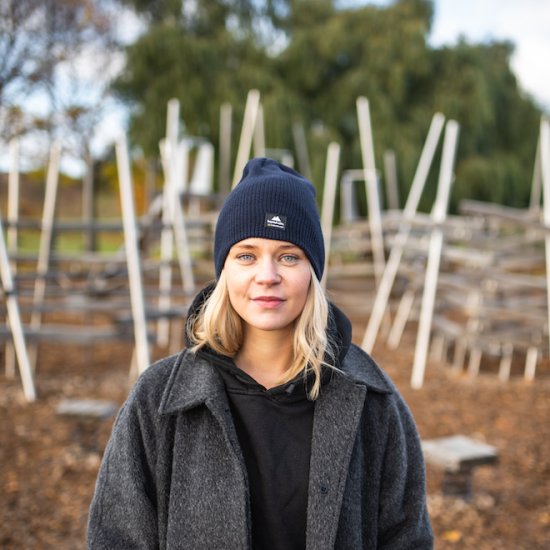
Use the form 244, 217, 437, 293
0, 0, 547, 211
1, 1, 549, 548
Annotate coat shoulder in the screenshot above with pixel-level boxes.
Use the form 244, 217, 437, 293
340, 343, 395, 395
125, 350, 189, 413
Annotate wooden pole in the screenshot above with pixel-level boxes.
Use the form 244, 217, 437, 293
411, 120, 460, 389
383, 149, 400, 210
157, 139, 175, 347
0, 210, 36, 401
171, 143, 195, 295
159, 141, 195, 294
539, 116, 550, 356
292, 122, 312, 181
362, 113, 445, 352
157, 100, 180, 347
5, 138, 20, 378
356, 96, 385, 287
232, 89, 261, 188
253, 104, 266, 158
219, 102, 232, 197
82, 147, 96, 251
116, 134, 151, 376
29, 141, 61, 370
530, 135, 542, 211
7, 138, 20, 268
320, 142, 341, 290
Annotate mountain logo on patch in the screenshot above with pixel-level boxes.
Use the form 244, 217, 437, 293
265, 213, 286, 230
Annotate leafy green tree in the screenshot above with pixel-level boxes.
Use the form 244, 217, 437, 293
273, 0, 434, 190
113, 0, 276, 157
426, 40, 539, 210
112, 0, 542, 209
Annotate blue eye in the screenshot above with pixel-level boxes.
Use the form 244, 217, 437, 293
237, 253, 254, 261
281, 254, 299, 264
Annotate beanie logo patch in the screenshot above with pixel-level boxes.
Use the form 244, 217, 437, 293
265, 213, 286, 230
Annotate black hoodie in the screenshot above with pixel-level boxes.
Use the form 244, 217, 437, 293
186, 284, 352, 550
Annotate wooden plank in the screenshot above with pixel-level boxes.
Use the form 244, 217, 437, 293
27, 142, 61, 371
253, 103, 266, 157
412, 120, 459, 389
0, 324, 137, 344
232, 89, 261, 188
362, 113, 445, 352
116, 135, 151, 375
540, 116, 550, 355
356, 96, 385, 287
56, 398, 118, 420
530, 134, 542, 210
5, 138, 20, 378
459, 199, 542, 230
0, 209, 36, 401
422, 435, 498, 472
321, 142, 340, 290
383, 149, 400, 210
218, 102, 232, 197
157, 107, 178, 348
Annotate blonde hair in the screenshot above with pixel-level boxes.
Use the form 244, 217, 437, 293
188, 265, 335, 400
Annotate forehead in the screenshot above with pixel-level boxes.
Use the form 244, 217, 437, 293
230, 238, 302, 252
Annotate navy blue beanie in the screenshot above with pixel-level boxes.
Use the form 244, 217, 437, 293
214, 158, 325, 279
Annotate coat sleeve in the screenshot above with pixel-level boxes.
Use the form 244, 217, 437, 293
376, 393, 434, 549
87, 378, 161, 549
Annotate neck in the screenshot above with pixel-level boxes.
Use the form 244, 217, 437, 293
235, 327, 295, 389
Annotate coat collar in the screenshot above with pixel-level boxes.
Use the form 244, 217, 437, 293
158, 350, 227, 415
158, 342, 392, 417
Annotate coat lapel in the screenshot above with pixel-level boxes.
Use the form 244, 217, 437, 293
306, 372, 367, 549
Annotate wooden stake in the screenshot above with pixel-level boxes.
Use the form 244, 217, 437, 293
320, 142, 341, 290
0, 209, 36, 401
530, 135, 542, 211
218, 102, 232, 197
411, 120, 460, 389
540, 116, 550, 356
383, 149, 400, 210
157, 97, 179, 347
5, 138, 20, 378
116, 134, 151, 375
29, 141, 61, 371
362, 113, 445, 352
356, 96, 385, 287
157, 138, 175, 348
253, 104, 266, 158
232, 89, 261, 188
292, 122, 312, 181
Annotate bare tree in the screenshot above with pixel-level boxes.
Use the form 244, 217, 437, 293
0, 0, 121, 164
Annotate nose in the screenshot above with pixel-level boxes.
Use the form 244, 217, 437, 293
255, 257, 281, 285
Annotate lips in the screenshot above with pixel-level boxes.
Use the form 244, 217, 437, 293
252, 296, 285, 309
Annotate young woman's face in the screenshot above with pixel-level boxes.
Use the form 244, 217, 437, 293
223, 238, 312, 335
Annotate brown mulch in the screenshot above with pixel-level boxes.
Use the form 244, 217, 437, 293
1, 297, 549, 549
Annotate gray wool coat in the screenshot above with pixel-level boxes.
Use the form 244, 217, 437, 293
87, 345, 433, 549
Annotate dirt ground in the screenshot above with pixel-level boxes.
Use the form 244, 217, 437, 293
1, 285, 549, 549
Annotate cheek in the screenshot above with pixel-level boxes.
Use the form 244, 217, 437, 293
224, 265, 245, 294
294, 271, 312, 303
226, 279, 244, 310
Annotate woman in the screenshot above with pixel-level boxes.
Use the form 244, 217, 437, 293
87, 158, 433, 549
